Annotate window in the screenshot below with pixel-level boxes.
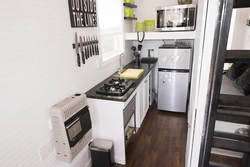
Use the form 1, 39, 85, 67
97, 0, 124, 64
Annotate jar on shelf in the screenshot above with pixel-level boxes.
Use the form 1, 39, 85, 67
136, 22, 145, 32
124, 8, 134, 17
144, 20, 155, 32
178, 0, 192, 5
125, 0, 133, 4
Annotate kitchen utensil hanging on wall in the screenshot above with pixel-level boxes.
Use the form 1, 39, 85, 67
83, 36, 88, 59
88, 36, 92, 57
79, 36, 85, 64
72, 33, 100, 66
95, 36, 99, 55
75, 32, 81, 67
91, 37, 95, 55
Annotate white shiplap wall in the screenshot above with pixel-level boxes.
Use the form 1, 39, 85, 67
0, 0, 133, 167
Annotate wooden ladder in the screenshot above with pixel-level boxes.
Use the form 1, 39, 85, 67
198, 0, 250, 167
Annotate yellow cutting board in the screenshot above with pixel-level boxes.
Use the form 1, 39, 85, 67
120, 68, 144, 79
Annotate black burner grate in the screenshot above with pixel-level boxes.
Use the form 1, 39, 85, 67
96, 77, 133, 96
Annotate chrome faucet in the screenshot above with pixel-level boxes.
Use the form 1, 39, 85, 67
118, 53, 125, 74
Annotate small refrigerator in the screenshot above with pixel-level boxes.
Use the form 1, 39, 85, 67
157, 47, 192, 112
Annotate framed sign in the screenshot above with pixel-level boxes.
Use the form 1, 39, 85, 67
68, 0, 97, 28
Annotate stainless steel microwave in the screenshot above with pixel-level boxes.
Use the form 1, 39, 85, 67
156, 4, 196, 32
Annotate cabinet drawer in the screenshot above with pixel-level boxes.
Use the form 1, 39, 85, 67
123, 96, 136, 127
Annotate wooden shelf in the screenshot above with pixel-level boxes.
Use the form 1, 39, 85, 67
123, 3, 137, 20
124, 17, 137, 20
125, 31, 196, 40
216, 108, 250, 124
209, 161, 235, 167
225, 50, 250, 63
216, 94, 250, 123
212, 137, 250, 153
123, 3, 137, 8
214, 131, 250, 142
218, 94, 250, 110
233, 0, 250, 8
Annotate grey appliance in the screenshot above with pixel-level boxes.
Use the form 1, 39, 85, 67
156, 4, 197, 32
157, 45, 192, 112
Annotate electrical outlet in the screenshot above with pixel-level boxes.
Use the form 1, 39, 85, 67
38, 140, 54, 161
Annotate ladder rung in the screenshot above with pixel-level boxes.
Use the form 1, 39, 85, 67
212, 137, 250, 153
217, 108, 250, 117
233, 0, 250, 9
216, 109, 250, 124
218, 94, 250, 111
209, 161, 235, 167
214, 131, 250, 142
225, 50, 250, 63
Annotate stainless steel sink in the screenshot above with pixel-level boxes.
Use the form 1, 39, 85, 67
113, 68, 126, 78
113, 73, 121, 78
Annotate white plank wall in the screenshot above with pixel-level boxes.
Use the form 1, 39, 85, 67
0, 0, 133, 167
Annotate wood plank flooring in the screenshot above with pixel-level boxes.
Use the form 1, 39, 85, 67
117, 102, 187, 167
116, 101, 242, 167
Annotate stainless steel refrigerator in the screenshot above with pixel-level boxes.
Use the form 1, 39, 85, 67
157, 46, 192, 112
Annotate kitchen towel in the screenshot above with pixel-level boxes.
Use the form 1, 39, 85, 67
120, 68, 144, 79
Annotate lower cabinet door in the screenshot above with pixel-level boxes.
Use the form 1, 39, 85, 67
158, 71, 189, 112
143, 75, 149, 117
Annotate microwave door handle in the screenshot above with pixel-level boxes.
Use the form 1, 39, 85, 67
65, 117, 80, 129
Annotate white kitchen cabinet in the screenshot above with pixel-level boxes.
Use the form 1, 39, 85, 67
87, 92, 136, 165
136, 71, 152, 126
87, 69, 153, 165
142, 73, 150, 121
149, 72, 153, 105
136, 81, 143, 126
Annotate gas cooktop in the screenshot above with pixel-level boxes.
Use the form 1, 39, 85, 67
96, 77, 134, 96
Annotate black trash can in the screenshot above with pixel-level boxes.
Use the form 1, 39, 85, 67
89, 139, 115, 167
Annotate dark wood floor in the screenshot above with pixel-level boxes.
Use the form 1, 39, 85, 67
117, 101, 242, 167
117, 102, 187, 167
